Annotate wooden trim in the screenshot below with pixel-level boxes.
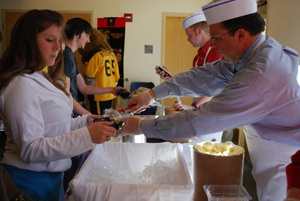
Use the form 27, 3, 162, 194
1, 9, 93, 51
58, 10, 93, 24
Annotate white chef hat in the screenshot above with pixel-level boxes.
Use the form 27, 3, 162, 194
202, 0, 257, 25
182, 12, 206, 30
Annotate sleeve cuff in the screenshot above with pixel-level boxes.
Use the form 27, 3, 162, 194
152, 85, 170, 100
140, 119, 157, 138
81, 127, 94, 149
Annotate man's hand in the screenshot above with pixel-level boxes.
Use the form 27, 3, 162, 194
128, 90, 155, 113
112, 86, 129, 96
173, 102, 193, 111
115, 116, 143, 137
155, 65, 171, 80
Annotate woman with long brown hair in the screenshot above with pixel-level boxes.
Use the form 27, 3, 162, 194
0, 9, 115, 201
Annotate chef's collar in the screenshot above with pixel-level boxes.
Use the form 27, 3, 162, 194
199, 40, 211, 53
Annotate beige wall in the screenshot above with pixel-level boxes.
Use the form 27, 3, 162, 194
1, 0, 299, 88
0, 0, 210, 89
267, 0, 300, 62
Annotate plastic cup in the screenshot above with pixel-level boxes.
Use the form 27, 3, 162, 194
203, 185, 252, 201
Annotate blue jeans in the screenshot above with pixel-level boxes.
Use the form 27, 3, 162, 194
3, 164, 64, 201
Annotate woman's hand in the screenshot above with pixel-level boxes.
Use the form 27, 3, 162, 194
86, 114, 104, 125
88, 121, 116, 144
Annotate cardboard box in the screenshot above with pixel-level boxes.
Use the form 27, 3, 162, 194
193, 143, 244, 201
70, 142, 193, 201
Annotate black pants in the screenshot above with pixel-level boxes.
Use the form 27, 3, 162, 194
88, 95, 112, 115
63, 156, 80, 192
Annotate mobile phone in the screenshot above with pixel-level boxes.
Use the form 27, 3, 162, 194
155, 65, 173, 79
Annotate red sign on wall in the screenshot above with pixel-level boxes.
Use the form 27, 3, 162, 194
97, 17, 126, 28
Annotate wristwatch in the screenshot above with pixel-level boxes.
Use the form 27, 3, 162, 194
191, 102, 198, 109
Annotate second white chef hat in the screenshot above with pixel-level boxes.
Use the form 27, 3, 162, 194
182, 12, 206, 30
202, 0, 257, 25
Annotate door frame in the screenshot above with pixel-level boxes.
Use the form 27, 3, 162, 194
1, 9, 93, 52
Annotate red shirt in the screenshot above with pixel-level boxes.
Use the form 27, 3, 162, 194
193, 40, 222, 67
286, 150, 300, 189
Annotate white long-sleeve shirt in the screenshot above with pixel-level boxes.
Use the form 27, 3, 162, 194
141, 35, 300, 147
0, 72, 93, 172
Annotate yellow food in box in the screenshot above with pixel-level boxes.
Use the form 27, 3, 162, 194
194, 141, 244, 156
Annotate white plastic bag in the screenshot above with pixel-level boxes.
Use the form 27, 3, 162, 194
70, 142, 193, 201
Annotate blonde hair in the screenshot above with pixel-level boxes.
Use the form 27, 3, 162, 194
191, 21, 209, 34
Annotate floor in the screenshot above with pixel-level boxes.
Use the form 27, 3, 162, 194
243, 158, 258, 201
231, 128, 258, 201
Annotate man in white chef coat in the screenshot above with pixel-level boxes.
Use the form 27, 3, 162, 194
116, 0, 300, 200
